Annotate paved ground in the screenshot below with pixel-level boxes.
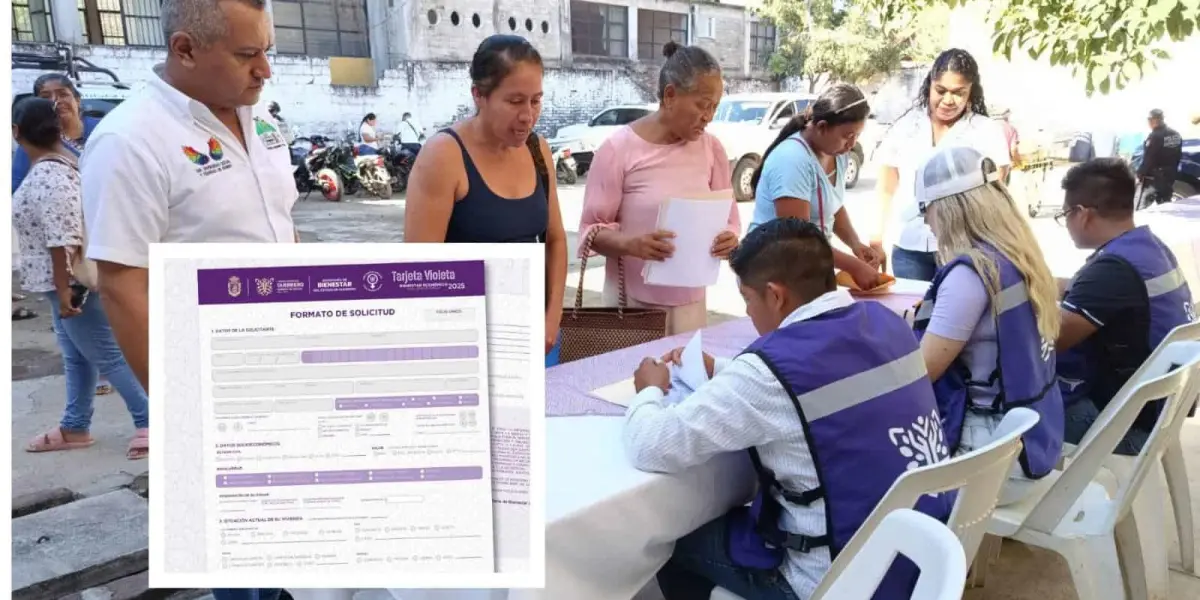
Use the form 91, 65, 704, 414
11, 165, 1200, 598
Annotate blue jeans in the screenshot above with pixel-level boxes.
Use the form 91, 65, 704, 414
1064, 398, 1149, 456
355, 144, 378, 156
44, 291, 149, 431
891, 247, 938, 282
211, 590, 283, 600
657, 516, 800, 600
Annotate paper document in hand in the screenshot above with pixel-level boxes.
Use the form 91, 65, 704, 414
589, 331, 709, 407
663, 331, 708, 405
643, 191, 734, 288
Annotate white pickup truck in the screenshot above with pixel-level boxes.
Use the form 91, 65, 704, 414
707, 91, 872, 202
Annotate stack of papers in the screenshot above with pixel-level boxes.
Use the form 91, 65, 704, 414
590, 331, 710, 407
643, 191, 735, 288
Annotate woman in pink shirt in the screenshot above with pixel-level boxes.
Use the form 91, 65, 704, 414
578, 41, 741, 335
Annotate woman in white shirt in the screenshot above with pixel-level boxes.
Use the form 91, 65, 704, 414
875, 48, 1012, 281
358, 112, 380, 154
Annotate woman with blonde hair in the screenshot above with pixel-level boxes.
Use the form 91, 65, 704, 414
910, 146, 1063, 505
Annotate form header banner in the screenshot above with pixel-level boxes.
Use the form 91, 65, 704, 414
196, 260, 486, 305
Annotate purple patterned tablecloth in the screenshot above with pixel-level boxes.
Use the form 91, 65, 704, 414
546, 291, 926, 417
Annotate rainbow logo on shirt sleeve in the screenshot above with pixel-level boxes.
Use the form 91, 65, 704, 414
182, 146, 210, 165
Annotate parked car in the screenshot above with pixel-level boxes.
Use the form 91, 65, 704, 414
552, 103, 656, 175
706, 92, 870, 202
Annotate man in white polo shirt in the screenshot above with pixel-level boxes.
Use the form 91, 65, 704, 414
82, 2, 294, 599
81, 0, 295, 392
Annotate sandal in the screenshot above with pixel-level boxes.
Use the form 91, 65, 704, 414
127, 428, 148, 461
12, 307, 37, 321
26, 427, 95, 453
96, 383, 114, 395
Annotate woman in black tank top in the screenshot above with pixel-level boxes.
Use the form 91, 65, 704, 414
404, 35, 568, 362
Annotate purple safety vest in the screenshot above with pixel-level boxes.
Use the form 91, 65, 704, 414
912, 248, 1064, 479
727, 301, 955, 599
1057, 226, 1196, 416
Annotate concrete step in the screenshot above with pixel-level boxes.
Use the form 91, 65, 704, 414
13, 489, 148, 600
54, 571, 207, 600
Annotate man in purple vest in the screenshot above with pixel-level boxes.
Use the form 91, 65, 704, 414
625, 217, 954, 600
1055, 158, 1195, 455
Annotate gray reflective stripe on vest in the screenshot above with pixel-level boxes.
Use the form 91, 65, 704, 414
915, 299, 934, 321
799, 348, 927, 421
916, 280, 1027, 322
995, 281, 1029, 314
1145, 268, 1186, 298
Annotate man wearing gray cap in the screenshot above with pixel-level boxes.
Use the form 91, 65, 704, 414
1138, 109, 1183, 205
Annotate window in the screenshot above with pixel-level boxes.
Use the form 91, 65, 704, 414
13, 0, 54, 42
637, 9, 687, 61
272, 0, 370, 58
76, 0, 163, 46
750, 20, 776, 68
571, 1, 626, 58
616, 108, 651, 124
590, 107, 651, 127
590, 109, 620, 127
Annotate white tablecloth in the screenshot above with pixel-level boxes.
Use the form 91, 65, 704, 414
286, 419, 754, 600
541, 417, 755, 600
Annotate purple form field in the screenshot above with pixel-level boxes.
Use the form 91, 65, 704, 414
301, 345, 479, 363
215, 466, 483, 488
337, 394, 480, 410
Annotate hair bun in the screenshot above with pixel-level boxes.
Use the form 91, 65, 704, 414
662, 40, 681, 59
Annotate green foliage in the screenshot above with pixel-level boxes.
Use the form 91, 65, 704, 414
892, 0, 1200, 96
758, 0, 948, 90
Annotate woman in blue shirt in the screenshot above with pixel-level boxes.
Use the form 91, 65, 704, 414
748, 83, 883, 289
12, 74, 102, 192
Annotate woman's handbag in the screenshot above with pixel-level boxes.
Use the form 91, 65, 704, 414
32, 154, 98, 289
557, 226, 669, 363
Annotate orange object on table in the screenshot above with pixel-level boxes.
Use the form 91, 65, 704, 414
836, 270, 897, 295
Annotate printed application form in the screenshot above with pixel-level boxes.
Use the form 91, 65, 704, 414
195, 261, 494, 577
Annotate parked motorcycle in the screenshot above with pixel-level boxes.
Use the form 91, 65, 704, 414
550, 140, 578, 185
304, 136, 360, 202
351, 145, 393, 199
379, 136, 421, 193
290, 137, 315, 194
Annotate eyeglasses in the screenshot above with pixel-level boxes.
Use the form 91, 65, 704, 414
1053, 205, 1090, 226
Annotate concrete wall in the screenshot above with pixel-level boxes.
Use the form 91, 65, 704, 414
11, 44, 777, 139
404, 0, 566, 63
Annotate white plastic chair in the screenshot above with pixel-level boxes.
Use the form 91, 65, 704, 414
1082, 321, 1200, 578
1059, 337, 1200, 599
988, 349, 1199, 600
710, 407, 1040, 600
817, 509, 967, 600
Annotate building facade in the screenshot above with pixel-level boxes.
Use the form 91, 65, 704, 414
12, 0, 779, 137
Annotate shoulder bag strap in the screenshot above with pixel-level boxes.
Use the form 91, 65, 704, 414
789, 137, 826, 236
32, 153, 79, 171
